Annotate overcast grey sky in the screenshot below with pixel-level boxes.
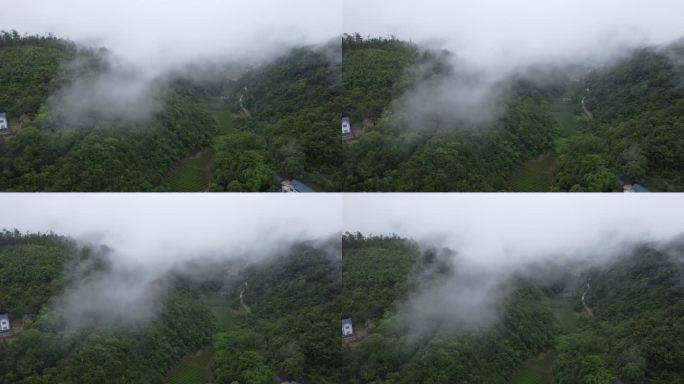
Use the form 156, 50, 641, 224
344, 0, 684, 70
344, 194, 684, 268
0, 193, 342, 263
2, 0, 341, 70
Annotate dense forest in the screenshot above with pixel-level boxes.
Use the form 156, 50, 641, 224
340, 34, 558, 191
340, 233, 684, 383
555, 244, 684, 383
2, 30, 683, 191
0, 31, 340, 191
208, 45, 342, 192
553, 44, 684, 191
341, 34, 684, 192
0, 231, 341, 383
341, 233, 559, 383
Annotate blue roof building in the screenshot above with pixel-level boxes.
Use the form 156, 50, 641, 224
291, 179, 314, 193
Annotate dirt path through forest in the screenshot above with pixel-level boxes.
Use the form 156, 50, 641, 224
239, 281, 252, 314
581, 283, 594, 318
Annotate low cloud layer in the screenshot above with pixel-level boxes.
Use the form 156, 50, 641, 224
0, 194, 342, 327
345, 194, 684, 330
344, 0, 684, 71
345, 0, 684, 126
3, 0, 341, 124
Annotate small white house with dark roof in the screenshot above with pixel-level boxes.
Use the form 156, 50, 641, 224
0, 313, 10, 332
341, 117, 352, 139
0, 113, 9, 133
342, 318, 354, 337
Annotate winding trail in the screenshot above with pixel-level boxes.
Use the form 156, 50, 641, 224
581, 282, 594, 318
581, 88, 593, 119
239, 281, 252, 314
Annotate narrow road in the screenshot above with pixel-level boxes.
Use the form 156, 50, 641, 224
239, 281, 251, 314
239, 87, 251, 117
581, 88, 593, 119
581, 282, 594, 318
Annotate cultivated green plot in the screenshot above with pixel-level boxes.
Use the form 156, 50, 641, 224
509, 154, 557, 192
543, 296, 579, 334
510, 352, 556, 384
165, 348, 215, 384
165, 150, 215, 192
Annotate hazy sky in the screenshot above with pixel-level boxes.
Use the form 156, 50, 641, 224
344, 0, 684, 69
2, 0, 341, 68
0, 193, 342, 263
344, 194, 684, 268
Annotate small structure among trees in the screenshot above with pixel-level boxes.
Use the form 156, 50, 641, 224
341, 117, 353, 139
342, 318, 354, 338
0, 112, 9, 134
0, 313, 12, 336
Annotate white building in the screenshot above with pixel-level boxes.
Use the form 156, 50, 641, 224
342, 318, 354, 337
0, 113, 8, 132
0, 313, 10, 332
341, 117, 352, 138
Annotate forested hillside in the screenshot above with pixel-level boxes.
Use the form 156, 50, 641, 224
0, 231, 341, 383
0, 32, 340, 191
341, 233, 559, 383
553, 44, 684, 191
209, 45, 342, 191
341, 233, 684, 383
340, 35, 558, 191
212, 243, 341, 383
555, 244, 684, 383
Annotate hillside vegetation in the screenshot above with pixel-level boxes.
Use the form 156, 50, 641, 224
0, 32, 340, 191
341, 233, 684, 383
340, 35, 558, 191
0, 231, 341, 383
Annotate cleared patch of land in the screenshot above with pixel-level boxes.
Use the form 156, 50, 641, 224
509, 154, 557, 192
510, 351, 556, 384
165, 348, 214, 384
165, 149, 215, 192
543, 296, 579, 334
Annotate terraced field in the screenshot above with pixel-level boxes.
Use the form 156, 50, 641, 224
165, 348, 214, 384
